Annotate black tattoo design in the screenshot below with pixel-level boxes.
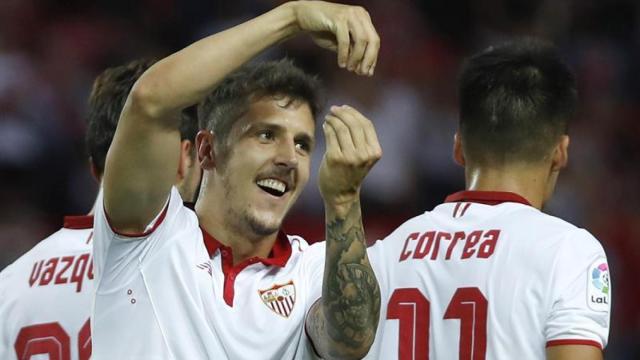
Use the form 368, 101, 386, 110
307, 201, 380, 359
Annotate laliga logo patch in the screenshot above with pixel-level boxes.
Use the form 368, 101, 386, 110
587, 260, 610, 312
259, 280, 296, 318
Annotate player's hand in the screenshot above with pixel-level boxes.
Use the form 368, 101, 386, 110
319, 105, 382, 208
291, 1, 380, 76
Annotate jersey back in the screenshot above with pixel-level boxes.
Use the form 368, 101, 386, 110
365, 191, 610, 360
0, 216, 94, 360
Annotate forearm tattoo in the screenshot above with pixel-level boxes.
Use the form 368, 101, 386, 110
310, 201, 380, 358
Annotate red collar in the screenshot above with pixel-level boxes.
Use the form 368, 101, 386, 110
200, 228, 292, 268
445, 190, 532, 206
63, 215, 94, 229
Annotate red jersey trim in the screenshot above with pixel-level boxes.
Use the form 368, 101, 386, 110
445, 190, 532, 206
546, 339, 603, 349
104, 202, 169, 238
201, 228, 293, 306
63, 215, 94, 229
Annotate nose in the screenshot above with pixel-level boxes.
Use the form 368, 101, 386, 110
274, 138, 298, 169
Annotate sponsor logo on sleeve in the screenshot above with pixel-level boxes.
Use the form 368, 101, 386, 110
259, 280, 296, 318
587, 259, 610, 312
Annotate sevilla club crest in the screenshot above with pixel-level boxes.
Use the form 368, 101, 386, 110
259, 280, 296, 318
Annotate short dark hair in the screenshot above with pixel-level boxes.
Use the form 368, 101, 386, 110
86, 58, 198, 176
197, 58, 323, 153
458, 38, 577, 165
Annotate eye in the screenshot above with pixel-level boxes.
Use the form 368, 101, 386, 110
295, 140, 311, 153
257, 130, 274, 141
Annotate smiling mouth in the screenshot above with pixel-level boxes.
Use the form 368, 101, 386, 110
256, 179, 288, 197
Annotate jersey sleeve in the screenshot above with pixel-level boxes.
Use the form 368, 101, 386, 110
92, 186, 184, 292
545, 228, 611, 349
301, 241, 326, 312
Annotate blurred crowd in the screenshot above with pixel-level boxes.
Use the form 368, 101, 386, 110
0, 0, 638, 357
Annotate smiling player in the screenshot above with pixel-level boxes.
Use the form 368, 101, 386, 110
92, 1, 382, 359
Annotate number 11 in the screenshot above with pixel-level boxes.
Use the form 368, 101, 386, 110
387, 287, 488, 360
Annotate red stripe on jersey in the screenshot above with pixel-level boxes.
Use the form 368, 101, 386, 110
201, 228, 293, 307
104, 202, 169, 238
460, 203, 471, 217
445, 191, 531, 206
63, 216, 94, 229
453, 203, 461, 218
546, 339, 602, 349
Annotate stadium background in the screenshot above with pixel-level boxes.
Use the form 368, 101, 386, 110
0, 0, 638, 357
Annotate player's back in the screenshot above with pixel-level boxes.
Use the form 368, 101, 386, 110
366, 191, 610, 360
0, 216, 94, 360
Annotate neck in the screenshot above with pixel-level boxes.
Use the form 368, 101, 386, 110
465, 163, 550, 209
195, 192, 278, 265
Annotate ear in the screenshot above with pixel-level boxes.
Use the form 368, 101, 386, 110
88, 157, 101, 183
196, 130, 216, 170
453, 132, 466, 167
551, 135, 569, 172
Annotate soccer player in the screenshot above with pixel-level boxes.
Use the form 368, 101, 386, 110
0, 59, 200, 360
92, 1, 381, 359
365, 39, 610, 360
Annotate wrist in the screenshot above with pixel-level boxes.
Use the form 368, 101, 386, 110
324, 192, 361, 218
277, 1, 302, 36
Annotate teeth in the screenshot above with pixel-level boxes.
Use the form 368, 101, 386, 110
257, 179, 286, 194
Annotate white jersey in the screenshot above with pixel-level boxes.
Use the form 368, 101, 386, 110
365, 191, 610, 360
92, 187, 325, 359
0, 216, 94, 360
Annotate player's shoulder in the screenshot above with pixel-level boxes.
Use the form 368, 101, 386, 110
499, 209, 606, 263
4, 225, 91, 269
519, 210, 601, 246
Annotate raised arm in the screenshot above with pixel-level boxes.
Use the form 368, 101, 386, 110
103, 1, 380, 233
306, 105, 382, 359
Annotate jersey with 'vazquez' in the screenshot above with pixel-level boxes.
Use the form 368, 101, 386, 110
0, 216, 94, 360
91, 187, 325, 359
365, 191, 610, 360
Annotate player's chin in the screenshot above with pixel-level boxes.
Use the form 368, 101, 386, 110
246, 211, 286, 236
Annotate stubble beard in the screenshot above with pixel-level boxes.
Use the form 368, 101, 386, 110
223, 175, 283, 239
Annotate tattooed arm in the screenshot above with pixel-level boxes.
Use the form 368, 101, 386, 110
306, 105, 382, 359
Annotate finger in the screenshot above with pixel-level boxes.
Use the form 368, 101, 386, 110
335, 21, 350, 69
337, 105, 381, 162
347, 17, 367, 72
322, 121, 341, 158
369, 57, 378, 76
325, 114, 356, 155
359, 14, 380, 76
359, 113, 382, 159
331, 106, 367, 150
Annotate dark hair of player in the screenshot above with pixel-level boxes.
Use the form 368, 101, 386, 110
197, 58, 323, 156
86, 58, 198, 176
458, 38, 577, 165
